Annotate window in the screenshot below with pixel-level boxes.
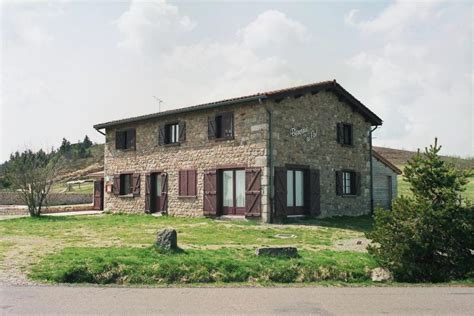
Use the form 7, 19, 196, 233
336, 170, 358, 196
179, 170, 197, 196
337, 123, 353, 146
287, 170, 305, 208
165, 123, 179, 144
208, 112, 234, 139
115, 129, 136, 150
159, 122, 186, 145
120, 174, 133, 195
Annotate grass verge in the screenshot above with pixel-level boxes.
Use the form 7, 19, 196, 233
30, 247, 377, 285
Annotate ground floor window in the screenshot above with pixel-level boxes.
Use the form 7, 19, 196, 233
287, 169, 305, 214
120, 174, 133, 195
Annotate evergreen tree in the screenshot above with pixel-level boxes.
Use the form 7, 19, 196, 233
82, 135, 93, 149
367, 139, 473, 282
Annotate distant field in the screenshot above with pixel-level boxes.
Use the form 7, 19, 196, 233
397, 164, 474, 202
50, 182, 94, 194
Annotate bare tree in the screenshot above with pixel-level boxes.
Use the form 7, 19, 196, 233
5, 149, 61, 217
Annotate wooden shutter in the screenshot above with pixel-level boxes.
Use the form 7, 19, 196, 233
158, 126, 165, 146
208, 117, 216, 139
179, 122, 186, 143
116, 131, 125, 149
127, 129, 136, 150
245, 168, 261, 217
188, 170, 196, 196
132, 173, 140, 196
145, 174, 151, 212
179, 170, 187, 196
336, 123, 344, 144
355, 172, 361, 196
203, 169, 217, 216
336, 171, 343, 196
113, 174, 120, 195
159, 173, 168, 213
222, 112, 234, 138
309, 169, 321, 216
274, 167, 287, 217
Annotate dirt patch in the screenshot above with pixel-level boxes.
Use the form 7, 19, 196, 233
332, 238, 370, 253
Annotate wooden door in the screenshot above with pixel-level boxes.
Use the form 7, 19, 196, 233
93, 179, 104, 210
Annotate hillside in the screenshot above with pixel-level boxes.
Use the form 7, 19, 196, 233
373, 146, 474, 170
55, 144, 104, 181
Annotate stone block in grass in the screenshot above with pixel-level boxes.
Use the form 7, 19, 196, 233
255, 247, 298, 258
155, 229, 178, 251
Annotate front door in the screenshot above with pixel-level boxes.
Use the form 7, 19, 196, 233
222, 169, 246, 215
93, 179, 104, 210
150, 173, 162, 213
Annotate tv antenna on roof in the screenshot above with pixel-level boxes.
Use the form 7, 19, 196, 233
152, 96, 163, 112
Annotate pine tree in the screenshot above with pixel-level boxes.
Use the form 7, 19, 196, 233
367, 139, 473, 282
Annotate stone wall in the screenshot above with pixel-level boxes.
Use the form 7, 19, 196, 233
270, 91, 372, 217
372, 156, 398, 210
0, 192, 92, 206
104, 101, 270, 221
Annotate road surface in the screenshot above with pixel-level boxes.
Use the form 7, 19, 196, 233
1, 285, 473, 315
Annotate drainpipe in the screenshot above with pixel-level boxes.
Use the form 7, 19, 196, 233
369, 125, 378, 215
263, 100, 274, 224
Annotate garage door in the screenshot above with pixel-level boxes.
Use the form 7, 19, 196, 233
374, 175, 392, 210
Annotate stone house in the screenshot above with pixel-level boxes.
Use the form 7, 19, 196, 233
93, 80, 383, 222
372, 150, 402, 210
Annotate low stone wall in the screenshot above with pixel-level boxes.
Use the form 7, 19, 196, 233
0, 192, 92, 206
0, 204, 94, 215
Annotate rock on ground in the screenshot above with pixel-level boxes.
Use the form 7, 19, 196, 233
371, 267, 392, 282
155, 229, 178, 250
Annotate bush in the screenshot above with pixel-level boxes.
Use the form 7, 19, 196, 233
368, 139, 474, 282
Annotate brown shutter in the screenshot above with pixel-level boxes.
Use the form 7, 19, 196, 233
158, 126, 165, 146
336, 123, 344, 144
179, 170, 187, 196
145, 174, 151, 212
245, 168, 261, 217
203, 169, 217, 216
159, 173, 168, 213
355, 172, 361, 196
127, 129, 136, 150
179, 122, 186, 143
116, 131, 125, 149
208, 117, 216, 139
132, 173, 140, 196
113, 174, 120, 195
336, 171, 343, 195
222, 112, 234, 138
274, 167, 287, 217
309, 169, 321, 216
188, 170, 197, 196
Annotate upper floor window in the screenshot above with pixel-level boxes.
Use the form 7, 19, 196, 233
159, 122, 186, 146
208, 112, 234, 140
337, 123, 353, 146
115, 129, 136, 150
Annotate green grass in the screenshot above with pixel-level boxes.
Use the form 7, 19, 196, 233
30, 247, 376, 285
0, 240, 15, 261
0, 214, 368, 249
397, 165, 473, 202
0, 214, 376, 285
50, 181, 94, 194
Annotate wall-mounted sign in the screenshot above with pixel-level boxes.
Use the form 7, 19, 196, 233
289, 127, 317, 142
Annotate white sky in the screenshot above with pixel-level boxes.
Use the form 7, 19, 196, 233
1, 0, 473, 162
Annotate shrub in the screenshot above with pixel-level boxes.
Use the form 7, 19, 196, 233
368, 139, 474, 282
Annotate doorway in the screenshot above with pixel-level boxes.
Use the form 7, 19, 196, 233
221, 169, 246, 215
93, 179, 104, 210
150, 173, 162, 213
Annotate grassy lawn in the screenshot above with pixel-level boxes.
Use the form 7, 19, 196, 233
0, 214, 378, 285
50, 181, 94, 194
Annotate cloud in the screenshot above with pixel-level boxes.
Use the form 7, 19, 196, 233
345, 1, 473, 156
116, 0, 196, 53
237, 10, 309, 50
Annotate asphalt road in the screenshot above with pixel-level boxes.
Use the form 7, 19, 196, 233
1, 285, 473, 315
